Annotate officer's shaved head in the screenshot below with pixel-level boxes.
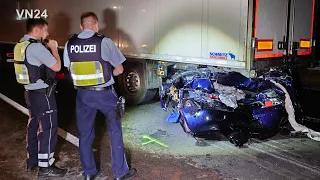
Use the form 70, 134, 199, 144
81, 12, 98, 25
80, 12, 99, 32
26, 18, 49, 40
26, 18, 48, 33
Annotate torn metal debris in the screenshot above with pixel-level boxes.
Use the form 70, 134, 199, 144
159, 68, 320, 147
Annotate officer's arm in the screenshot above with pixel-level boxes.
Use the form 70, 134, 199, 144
46, 40, 61, 72
50, 49, 61, 72
63, 41, 71, 71
101, 38, 126, 76
113, 64, 124, 76
30, 44, 61, 72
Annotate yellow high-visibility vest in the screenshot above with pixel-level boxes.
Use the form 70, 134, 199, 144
13, 40, 34, 84
70, 61, 106, 86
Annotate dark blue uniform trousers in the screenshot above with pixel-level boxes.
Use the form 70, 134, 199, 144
76, 87, 129, 178
24, 90, 58, 168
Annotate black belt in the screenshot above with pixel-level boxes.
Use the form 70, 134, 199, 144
26, 88, 47, 93
75, 86, 113, 91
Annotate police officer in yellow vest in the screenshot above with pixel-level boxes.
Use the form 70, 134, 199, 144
13, 18, 67, 177
63, 12, 137, 180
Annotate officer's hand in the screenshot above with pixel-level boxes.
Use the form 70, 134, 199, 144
47, 40, 58, 50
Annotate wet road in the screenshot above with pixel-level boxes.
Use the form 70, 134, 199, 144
1, 95, 320, 180
0, 99, 221, 180
1, 66, 320, 179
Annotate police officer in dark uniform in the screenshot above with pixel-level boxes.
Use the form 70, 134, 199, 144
63, 12, 137, 180
13, 18, 67, 177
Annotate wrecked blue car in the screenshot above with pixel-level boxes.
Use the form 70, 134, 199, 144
159, 68, 297, 147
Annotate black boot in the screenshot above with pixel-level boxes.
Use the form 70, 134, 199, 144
38, 164, 67, 178
115, 168, 137, 180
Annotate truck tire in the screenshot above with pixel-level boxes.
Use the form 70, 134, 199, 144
118, 63, 157, 105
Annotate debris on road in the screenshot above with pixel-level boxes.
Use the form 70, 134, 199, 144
159, 67, 320, 146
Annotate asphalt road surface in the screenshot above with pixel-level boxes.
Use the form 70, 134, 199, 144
1, 96, 320, 180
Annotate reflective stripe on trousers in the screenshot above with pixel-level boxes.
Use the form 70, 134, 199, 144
24, 90, 58, 168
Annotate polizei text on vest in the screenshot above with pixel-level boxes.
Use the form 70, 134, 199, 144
70, 45, 96, 53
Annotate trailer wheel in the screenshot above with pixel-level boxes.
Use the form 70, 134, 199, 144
118, 64, 157, 105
